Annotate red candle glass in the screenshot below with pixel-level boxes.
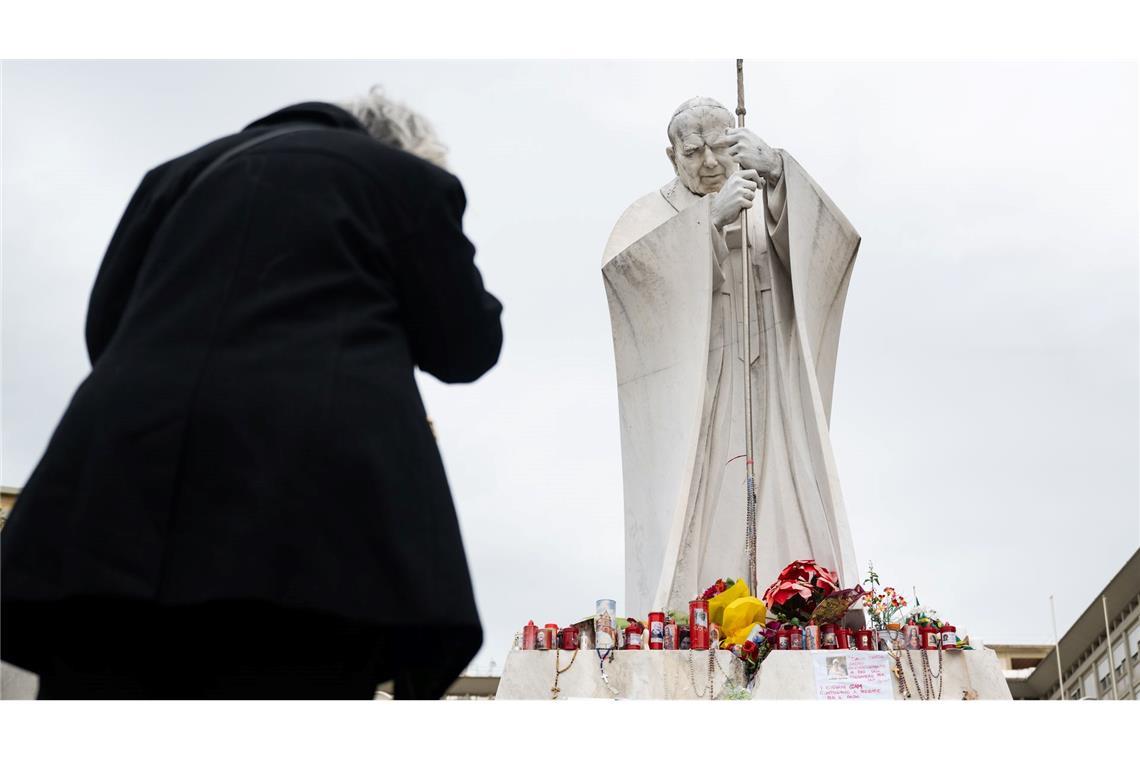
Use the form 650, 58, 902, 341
545, 623, 559, 649
523, 620, 538, 650
664, 620, 679, 650
648, 612, 665, 650
820, 623, 838, 650
624, 619, 645, 650
559, 626, 579, 650
689, 600, 710, 650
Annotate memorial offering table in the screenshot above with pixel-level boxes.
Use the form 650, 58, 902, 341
495, 650, 745, 700
495, 648, 1012, 700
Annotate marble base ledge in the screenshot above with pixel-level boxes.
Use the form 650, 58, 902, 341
494, 648, 1012, 700
495, 650, 745, 700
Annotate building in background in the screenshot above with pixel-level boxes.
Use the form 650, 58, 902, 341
986, 643, 1053, 699
1013, 548, 1140, 700
0, 486, 18, 528
0, 487, 37, 698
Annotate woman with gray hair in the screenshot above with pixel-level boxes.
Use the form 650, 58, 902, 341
339, 86, 450, 168
1, 90, 502, 699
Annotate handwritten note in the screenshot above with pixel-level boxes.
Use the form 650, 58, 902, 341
812, 651, 892, 700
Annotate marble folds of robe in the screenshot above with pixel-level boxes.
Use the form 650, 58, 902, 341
602, 152, 860, 615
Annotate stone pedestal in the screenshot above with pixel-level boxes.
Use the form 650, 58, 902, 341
751, 649, 1011, 700
1, 663, 38, 700
495, 650, 745, 700
494, 647, 1012, 700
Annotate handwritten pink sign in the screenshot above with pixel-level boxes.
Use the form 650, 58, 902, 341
812, 651, 892, 700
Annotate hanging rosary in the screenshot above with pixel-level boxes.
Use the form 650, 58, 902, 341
895, 643, 944, 701
888, 650, 912, 699
686, 647, 718, 699
596, 647, 620, 697
923, 642, 945, 700
550, 647, 579, 700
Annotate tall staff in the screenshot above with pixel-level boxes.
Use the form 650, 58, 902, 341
736, 59, 758, 596
1050, 594, 1065, 699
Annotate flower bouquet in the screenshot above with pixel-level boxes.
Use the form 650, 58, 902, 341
719, 592, 766, 647
809, 586, 866, 625
863, 586, 907, 628
736, 620, 781, 669
698, 576, 776, 671
762, 559, 850, 625
699, 578, 733, 601
701, 577, 751, 629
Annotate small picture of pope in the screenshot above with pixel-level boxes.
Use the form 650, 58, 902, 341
826, 656, 849, 679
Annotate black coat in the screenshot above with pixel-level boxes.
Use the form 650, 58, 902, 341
1, 103, 503, 692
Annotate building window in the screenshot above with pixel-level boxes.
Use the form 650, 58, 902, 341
1097, 657, 1111, 694
1129, 625, 1140, 664
1083, 670, 1098, 700
1113, 643, 1127, 680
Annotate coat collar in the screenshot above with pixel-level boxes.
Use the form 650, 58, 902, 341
244, 102, 367, 134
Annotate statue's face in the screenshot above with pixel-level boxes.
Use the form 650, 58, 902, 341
667, 107, 736, 196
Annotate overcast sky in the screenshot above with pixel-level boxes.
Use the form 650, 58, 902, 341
2, 61, 1136, 672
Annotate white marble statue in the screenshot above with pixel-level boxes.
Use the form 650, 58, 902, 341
602, 96, 861, 616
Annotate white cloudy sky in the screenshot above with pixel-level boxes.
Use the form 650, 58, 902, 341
1, 61, 1136, 672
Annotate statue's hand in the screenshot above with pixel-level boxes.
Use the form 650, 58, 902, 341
711, 169, 760, 230
720, 128, 783, 184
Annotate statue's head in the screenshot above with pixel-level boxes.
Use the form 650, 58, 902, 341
666, 96, 736, 196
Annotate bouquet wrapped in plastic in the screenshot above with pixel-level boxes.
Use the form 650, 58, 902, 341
698, 577, 776, 668
762, 559, 862, 625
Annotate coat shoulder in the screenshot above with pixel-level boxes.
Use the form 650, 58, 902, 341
289, 129, 460, 196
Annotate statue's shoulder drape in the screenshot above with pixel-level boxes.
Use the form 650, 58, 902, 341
602, 199, 715, 612
777, 151, 860, 423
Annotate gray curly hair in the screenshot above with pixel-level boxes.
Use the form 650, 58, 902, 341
338, 86, 449, 169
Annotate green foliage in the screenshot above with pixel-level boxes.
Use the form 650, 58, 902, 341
863, 560, 880, 589
718, 684, 753, 700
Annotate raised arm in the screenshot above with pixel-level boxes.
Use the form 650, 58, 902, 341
391, 173, 503, 383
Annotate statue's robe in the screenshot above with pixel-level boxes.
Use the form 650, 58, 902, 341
602, 152, 860, 615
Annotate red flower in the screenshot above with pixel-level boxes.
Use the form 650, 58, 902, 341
763, 559, 846, 621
